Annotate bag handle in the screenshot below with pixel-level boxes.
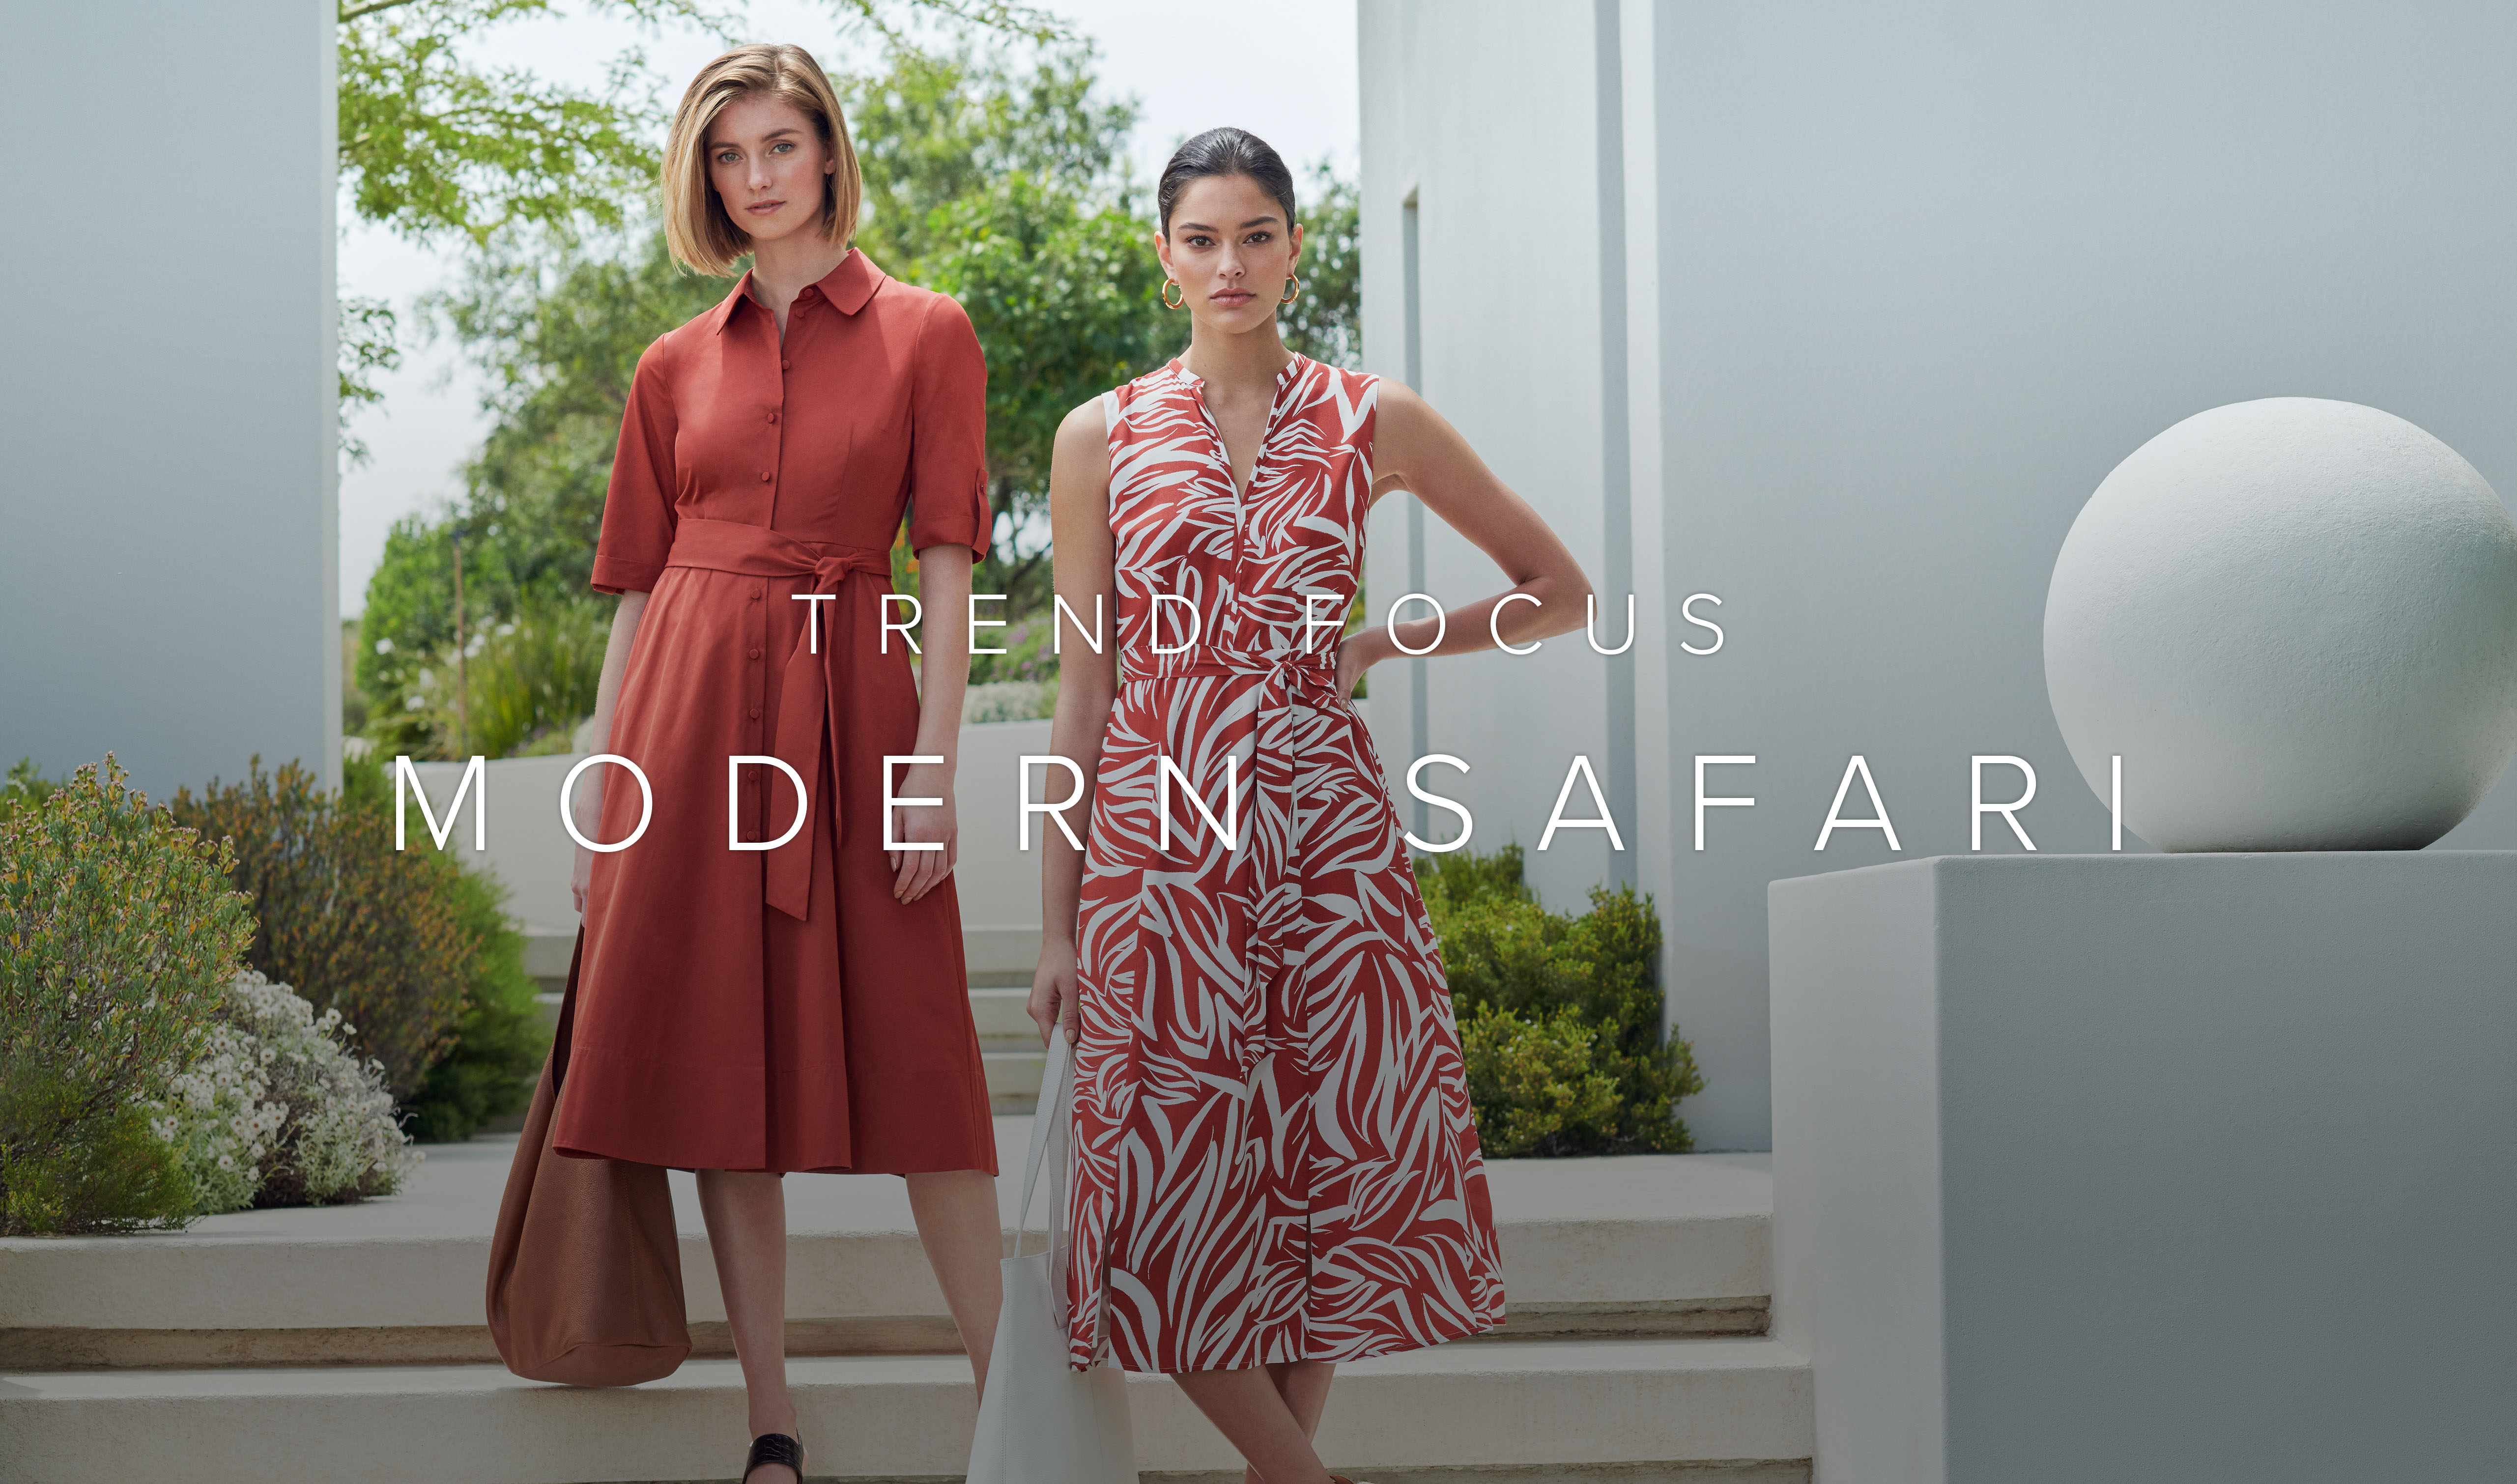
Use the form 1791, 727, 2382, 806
1008, 1031, 1075, 1262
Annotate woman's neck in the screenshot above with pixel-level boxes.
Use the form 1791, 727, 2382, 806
1181, 317, 1294, 392
747, 234, 852, 313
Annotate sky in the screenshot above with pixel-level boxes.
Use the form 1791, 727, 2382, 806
338, 0, 1361, 614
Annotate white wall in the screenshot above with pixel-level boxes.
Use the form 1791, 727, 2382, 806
0, 0, 339, 797
1358, 0, 1625, 916
1365, 0, 2517, 1148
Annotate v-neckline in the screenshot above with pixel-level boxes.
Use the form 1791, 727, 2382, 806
1175, 354, 1303, 503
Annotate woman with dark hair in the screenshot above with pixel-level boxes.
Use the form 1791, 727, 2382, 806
563, 44, 1002, 1483
1030, 126, 1597, 1482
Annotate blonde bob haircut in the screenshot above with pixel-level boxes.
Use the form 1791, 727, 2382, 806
662, 43, 861, 277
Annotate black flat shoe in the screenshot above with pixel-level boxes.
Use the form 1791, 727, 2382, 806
742, 1432, 805, 1484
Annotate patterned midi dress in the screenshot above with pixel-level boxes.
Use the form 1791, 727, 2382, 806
1064, 353, 1507, 1373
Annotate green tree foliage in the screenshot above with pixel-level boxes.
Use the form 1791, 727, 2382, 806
340, 0, 705, 245
1283, 161, 1360, 370
334, 0, 1066, 419
0, 758, 253, 1234
848, 44, 1170, 610
1421, 844, 1704, 1157
335, 0, 720, 430
361, 230, 726, 758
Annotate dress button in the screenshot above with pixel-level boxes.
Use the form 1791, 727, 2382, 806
749, 706, 761, 719
749, 647, 761, 659
759, 471, 772, 482
750, 589, 762, 601
781, 358, 791, 370
768, 411, 780, 425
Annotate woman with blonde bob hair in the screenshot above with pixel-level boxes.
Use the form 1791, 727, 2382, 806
557, 42, 1002, 1484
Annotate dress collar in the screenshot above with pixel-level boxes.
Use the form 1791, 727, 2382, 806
1166, 351, 1308, 390
708, 248, 888, 334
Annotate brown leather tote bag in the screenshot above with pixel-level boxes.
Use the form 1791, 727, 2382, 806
485, 929, 690, 1386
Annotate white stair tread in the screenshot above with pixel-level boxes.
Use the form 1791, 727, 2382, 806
1, 1134, 1769, 1332
967, 984, 1037, 1038
0, 1338, 1811, 1481
982, 1050, 1044, 1096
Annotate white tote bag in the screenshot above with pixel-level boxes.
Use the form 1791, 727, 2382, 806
967, 1033, 1137, 1484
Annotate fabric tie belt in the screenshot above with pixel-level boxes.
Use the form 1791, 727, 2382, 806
1150, 649, 1344, 855
1148, 645, 1345, 857
1144, 646, 1345, 1075
665, 517, 891, 921
1156, 648, 1341, 694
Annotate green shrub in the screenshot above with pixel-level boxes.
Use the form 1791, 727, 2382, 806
1423, 844, 1705, 1156
1417, 842, 1538, 912
397, 856, 543, 1142
170, 759, 476, 1097
3, 1106, 198, 1237
1459, 1002, 1627, 1158
1, 758, 61, 822
0, 757, 251, 1233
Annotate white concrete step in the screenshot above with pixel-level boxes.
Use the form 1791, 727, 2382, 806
967, 984, 1036, 1040
974, 985, 1048, 1115
984, 1048, 1047, 1113
0, 1337, 1811, 1483
0, 1131, 1774, 1370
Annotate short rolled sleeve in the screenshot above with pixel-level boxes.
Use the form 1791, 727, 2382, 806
591, 342, 680, 594
904, 294, 993, 559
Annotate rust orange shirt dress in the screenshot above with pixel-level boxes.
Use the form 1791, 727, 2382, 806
552, 249, 999, 1177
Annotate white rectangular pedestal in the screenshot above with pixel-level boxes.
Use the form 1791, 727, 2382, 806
1769, 854, 2517, 1484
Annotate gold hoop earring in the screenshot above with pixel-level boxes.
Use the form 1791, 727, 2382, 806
1280, 273, 1302, 306
1162, 280, 1185, 310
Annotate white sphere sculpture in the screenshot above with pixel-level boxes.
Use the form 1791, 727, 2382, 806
2044, 398, 2517, 852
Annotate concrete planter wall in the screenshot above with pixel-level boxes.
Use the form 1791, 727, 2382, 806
1769, 853, 2517, 1483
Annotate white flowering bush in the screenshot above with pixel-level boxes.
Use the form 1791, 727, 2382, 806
152, 1022, 286, 1214
150, 970, 418, 1212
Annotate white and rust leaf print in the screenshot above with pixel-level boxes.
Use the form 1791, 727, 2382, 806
1064, 353, 1506, 1373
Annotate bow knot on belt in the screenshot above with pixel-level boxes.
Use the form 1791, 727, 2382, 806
1158, 648, 1341, 694
665, 517, 892, 921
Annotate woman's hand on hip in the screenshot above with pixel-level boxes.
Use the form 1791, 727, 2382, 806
1337, 625, 1393, 699
888, 758, 959, 904
1030, 938, 1081, 1047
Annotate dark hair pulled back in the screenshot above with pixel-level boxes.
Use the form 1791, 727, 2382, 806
1157, 127, 1298, 235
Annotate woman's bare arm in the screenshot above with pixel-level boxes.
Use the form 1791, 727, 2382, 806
1029, 399, 1120, 1046
570, 589, 649, 913
892, 543, 972, 904
1340, 382, 1596, 695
